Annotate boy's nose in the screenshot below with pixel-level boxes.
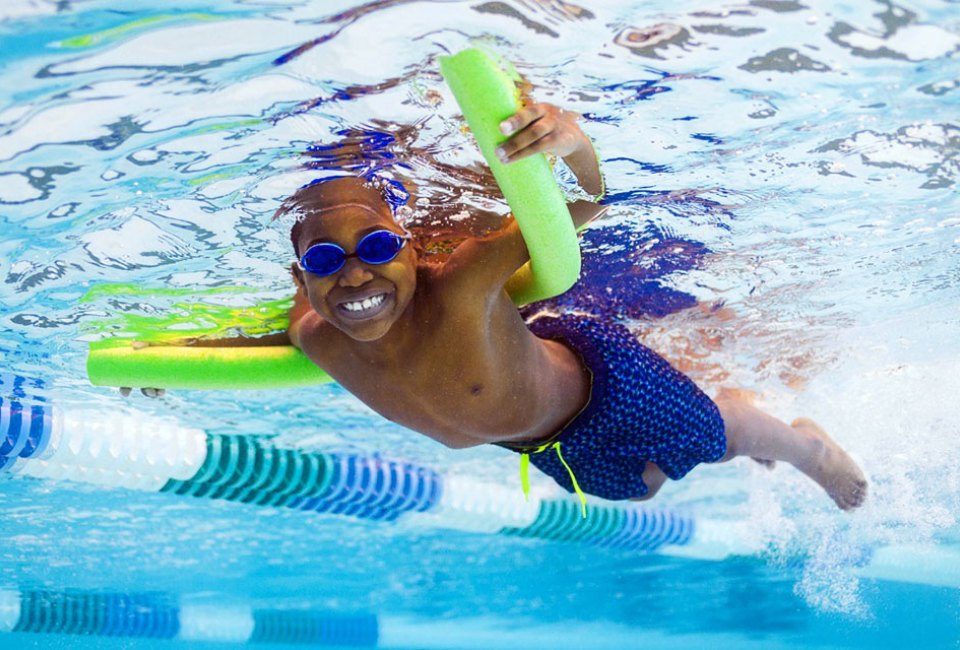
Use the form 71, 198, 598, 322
338, 257, 374, 287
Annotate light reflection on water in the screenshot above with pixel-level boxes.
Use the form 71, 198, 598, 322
0, 0, 958, 647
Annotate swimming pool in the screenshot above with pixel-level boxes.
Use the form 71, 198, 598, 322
1, 0, 958, 648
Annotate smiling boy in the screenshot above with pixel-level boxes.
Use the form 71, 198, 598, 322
272, 102, 867, 510
128, 102, 867, 511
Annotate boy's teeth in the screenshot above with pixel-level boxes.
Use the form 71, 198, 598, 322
343, 294, 385, 312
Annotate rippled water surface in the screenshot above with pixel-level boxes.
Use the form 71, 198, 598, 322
1, 0, 958, 648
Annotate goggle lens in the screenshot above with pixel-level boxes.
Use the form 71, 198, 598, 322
299, 230, 407, 276
359, 230, 405, 263
301, 245, 345, 276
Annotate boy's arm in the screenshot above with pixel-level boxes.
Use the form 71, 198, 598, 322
444, 101, 606, 294
443, 198, 607, 296
444, 216, 530, 292
286, 283, 315, 349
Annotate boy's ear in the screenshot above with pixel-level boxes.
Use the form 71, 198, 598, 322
290, 262, 306, 291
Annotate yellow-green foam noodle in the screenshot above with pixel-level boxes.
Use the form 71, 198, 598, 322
87, 48, 581, 390
439, 48, 580, 305
88, 339, 331, 389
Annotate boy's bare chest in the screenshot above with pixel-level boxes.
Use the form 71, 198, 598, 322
309, 301, 550, 446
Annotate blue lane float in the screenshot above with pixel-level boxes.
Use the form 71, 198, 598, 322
11, 590, 179, 639
0, 588, 376, 647
5, 375, 959, 588
1, 374, 695, 554
159, 436, 443, 522
251, 610, 378, 647
0, 397, 54, 471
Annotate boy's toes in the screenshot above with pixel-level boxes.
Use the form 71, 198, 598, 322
851, 480, 868, 507
839, 478, 868, 510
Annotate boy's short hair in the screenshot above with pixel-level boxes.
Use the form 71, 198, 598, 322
273, 175, 410, 257
288, 217, 305, 258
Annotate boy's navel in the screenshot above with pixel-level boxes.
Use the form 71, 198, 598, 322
470, 384, 484, 396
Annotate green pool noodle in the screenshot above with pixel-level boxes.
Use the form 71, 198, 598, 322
439, 48, 580, 305
88, 339, 331, 389
88, 48, 581, 390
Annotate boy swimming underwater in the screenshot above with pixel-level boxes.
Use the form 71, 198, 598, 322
128, 102, 867, 511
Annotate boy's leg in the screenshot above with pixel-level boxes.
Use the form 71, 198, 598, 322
713, 395, 867, 511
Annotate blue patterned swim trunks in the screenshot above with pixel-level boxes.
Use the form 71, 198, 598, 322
498, 312, 727, 501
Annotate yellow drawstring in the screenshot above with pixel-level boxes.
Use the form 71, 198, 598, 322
520, 452, 531, 501
520, 441, 587, 519
553, 443, 588, 519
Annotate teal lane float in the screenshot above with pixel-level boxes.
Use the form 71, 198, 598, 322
0, 374, 691, 552
0, 589, 378, 646
0, 588, 675, 648
4, 376, 959, 588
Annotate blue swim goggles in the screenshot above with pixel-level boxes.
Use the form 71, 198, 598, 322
297, 229, 410, 277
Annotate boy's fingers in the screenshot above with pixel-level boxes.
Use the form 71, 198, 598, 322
499, 132, 559, 164
499, 104, 548, 136
497, 118, 552, 162
119, 387, 131, 397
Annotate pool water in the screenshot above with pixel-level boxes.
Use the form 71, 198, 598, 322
1, 0, 958, 648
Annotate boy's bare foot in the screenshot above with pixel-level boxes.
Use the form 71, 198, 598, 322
791, 417, 867, 511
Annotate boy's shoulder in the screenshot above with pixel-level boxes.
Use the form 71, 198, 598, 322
435, 219, 528, 300
286, 287, 336, 355
288, 306, 326, 350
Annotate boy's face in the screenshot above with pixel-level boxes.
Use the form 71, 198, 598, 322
292, 194, 417, 342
